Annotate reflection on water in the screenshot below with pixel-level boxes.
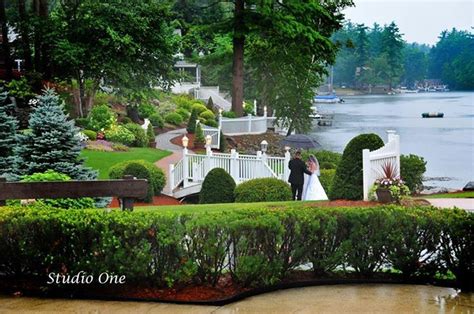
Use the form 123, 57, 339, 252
0, 284, 472, 313
312, 92, 474, 189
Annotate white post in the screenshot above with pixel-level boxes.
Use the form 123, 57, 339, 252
256, 151, 262, 178
284, 148, 291, 182
230, 149, 239, 183
168, 164, 175, 193
386, 130, 397, 142
253, 99, 257, 116
264, 105, 267, 118
394, 134, 400, 177
183, 147, 189, 188
218, 110, 223, 129
248, 114, 252, 133
206, 143, 212, 175
362, 149, 371, 201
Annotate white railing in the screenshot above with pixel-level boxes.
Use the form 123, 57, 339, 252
202, 126, 220, 149
168, 148, 291, 195
362, 130, 401, 201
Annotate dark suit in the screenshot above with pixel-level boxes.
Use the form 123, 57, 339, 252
288, 158, 312, 200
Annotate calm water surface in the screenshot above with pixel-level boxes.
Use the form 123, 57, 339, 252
312, 92, 474, 189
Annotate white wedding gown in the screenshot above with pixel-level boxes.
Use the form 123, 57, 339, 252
302, 172, 328, 201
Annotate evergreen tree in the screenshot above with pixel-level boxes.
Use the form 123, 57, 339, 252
15, 89, 96, 180
0, 88, 19, 180
186, 109, 198, 134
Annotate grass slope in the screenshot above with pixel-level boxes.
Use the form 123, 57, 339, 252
81, 148, 171, 179
421, 191, 474, 199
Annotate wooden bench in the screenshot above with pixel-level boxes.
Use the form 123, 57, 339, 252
0, 176, 148, 210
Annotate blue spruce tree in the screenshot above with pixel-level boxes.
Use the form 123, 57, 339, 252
16, 89, 97, 180
0, 88, 19, 180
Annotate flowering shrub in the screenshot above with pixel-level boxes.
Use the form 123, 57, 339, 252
87, 104, 116, 131
105, 125, 135, 146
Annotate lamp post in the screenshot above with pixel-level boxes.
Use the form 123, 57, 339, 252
284, 146, 291, 181
182, 135, 189, 187
260, 140, 268, 154
205, 135, 212, 155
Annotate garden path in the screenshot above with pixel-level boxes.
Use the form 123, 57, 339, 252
155, 128, 190, 196
427, 198, 474, 212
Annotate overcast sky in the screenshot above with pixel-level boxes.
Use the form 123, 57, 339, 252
343, 0, 474, 45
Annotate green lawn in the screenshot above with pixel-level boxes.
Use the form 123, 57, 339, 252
420, 191, 474, 199
81, 148, 171, 179
135, 200, 328, 213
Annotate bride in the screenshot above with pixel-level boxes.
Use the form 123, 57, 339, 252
302, 155, 328, 201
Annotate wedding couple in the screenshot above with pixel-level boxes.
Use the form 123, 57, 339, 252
288, 151, 328, 201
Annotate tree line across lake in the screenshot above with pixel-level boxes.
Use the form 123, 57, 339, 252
331, 22, 474, 91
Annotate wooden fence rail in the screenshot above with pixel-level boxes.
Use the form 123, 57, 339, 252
0, 176, 148, 210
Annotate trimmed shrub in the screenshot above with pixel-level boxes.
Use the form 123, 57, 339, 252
199, 168, 236, 204
186, 109, 198, 133
138, 103, 157, 119
199, 109, 215, 121
105, 125, 135, 146
173, 94, 194, 111
109, 160, 166, 202
235, 178, 292, 203
149, 113, 164, 128
191, 103, 208, 115
195, 123, 205, 146
75, 118, 89, 128
329, 134, 384, 200
176, 108, 190, 120
204, 119, 218, 128
147, 124, 155, 142
124, 123, 148, 147
164, 112, 183, 126
222, 111, 236, 118
21, 170, 95, 209
319, 169, 336, 192
400, 154, 427, 193
87, 104, 116, 131
82, 129, 97, 140
206, 97, 216, 113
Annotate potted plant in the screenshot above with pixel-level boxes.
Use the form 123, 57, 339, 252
372, 162, 410, 203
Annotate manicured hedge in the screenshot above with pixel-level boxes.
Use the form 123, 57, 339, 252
0, 205, 471, 290
234, 178, 293, 203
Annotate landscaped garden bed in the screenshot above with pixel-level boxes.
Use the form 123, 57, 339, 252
1, 203, 472, 304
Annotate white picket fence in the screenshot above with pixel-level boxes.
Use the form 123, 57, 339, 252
362, 130, 401, 201
168, 148, 290, 196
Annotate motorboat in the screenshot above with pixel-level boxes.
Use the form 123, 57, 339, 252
422, 112, 444, 118
313, 94, 342, 104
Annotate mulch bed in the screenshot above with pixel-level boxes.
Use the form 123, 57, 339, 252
0, 272, 459, 305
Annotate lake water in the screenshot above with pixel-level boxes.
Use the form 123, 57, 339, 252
312, 92, 474, 189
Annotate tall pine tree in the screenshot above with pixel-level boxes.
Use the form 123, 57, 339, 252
0, 88, 19, 180
16, 89, 96, 180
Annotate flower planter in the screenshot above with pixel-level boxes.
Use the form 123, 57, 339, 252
376, 188, 394, 203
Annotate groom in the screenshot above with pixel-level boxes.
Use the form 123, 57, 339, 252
288, 150, 312, 200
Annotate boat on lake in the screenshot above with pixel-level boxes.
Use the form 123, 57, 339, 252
422, 112, 444, 118
313, 94, 342, 104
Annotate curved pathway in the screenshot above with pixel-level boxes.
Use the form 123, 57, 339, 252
155, 128, 189, 196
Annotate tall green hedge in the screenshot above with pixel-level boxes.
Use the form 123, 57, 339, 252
329, 133, 384, 200
0, 205, 471, 290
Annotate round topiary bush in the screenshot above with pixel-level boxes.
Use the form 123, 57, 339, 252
329, 133, 384, 200
234, 178, 292, 203
109, 160, 166, 202
199, 168, 236, 204
199, 109, 215, 121
165, 112, 183, 126
400, 154, 427, 193
191, 103, 208, 115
